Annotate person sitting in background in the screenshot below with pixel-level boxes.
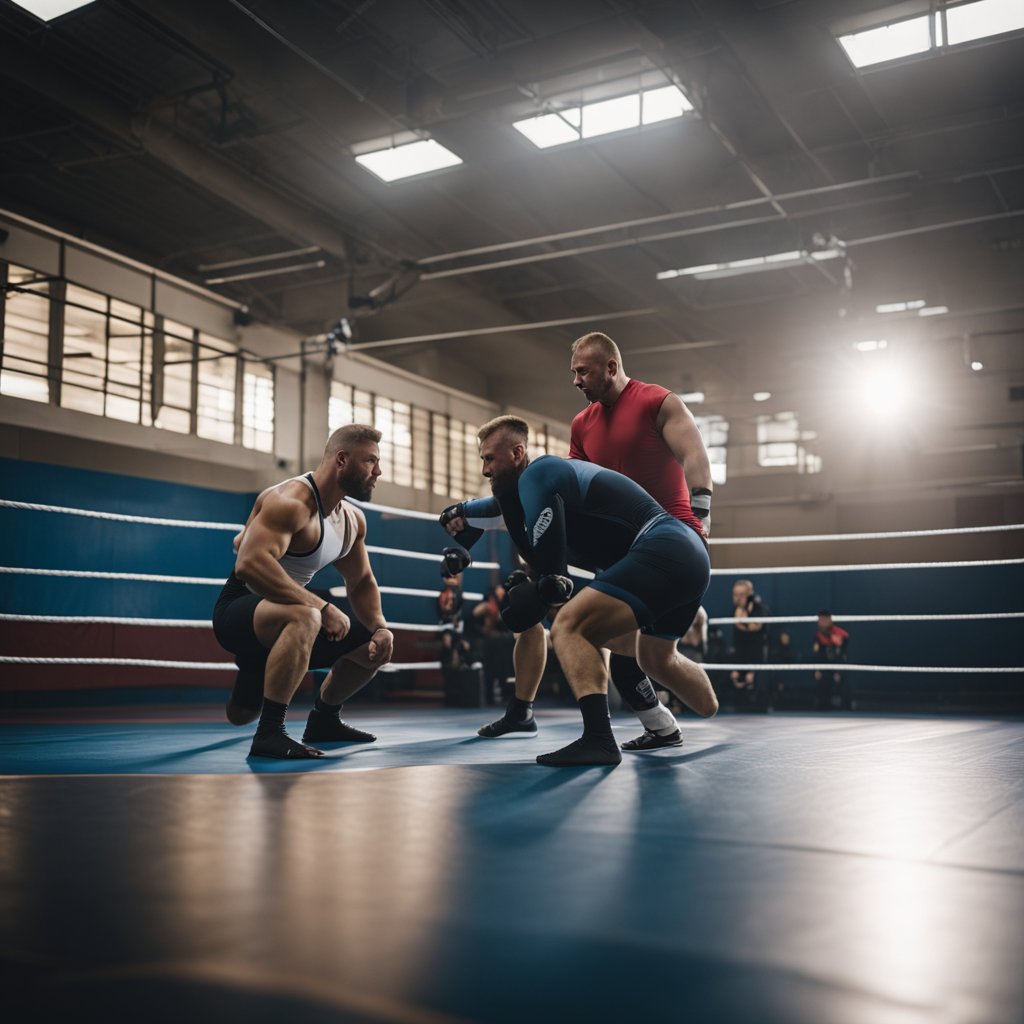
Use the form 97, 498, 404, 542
438, 573, 471, 670
730, 579, 770, 711
813, 610, 851, 710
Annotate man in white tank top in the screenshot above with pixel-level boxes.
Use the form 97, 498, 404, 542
212, 424, 394, 759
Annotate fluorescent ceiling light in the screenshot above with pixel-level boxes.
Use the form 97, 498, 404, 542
354, 139, 462, 182
854, 339, 888, 352
971, 360, 984, 371
859, 363, 911, 417
753, 392, 772, 402
946, 0, 1024, 45
513, 111, 581, 149
657, 247, 842, 281
8, 0, 93, 19
679, 390, 705, 404
918, 305, 949, 317
876, 299, 926, 313
838, 15, 932, 67
641, 85, 692, 124
581, 94, 640, 138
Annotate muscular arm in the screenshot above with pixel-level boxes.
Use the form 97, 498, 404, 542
656, 393, 713, 493
334, 512, 387, 632
234, 490, 326, 609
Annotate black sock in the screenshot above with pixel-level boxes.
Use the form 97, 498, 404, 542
314, 696, 342, 717
578, 693, 613, 738
256, 697, 289, 737
508, 696, 534, 722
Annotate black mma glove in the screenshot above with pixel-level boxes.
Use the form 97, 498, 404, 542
439, 502, 466, 531
536, 574, 573, 606
691, 487, 712, 538
502, 568, 531, 592
500, 578, 548, 633
441, 544, 472, 578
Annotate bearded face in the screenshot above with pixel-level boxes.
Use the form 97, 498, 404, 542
337, 442, 381, 501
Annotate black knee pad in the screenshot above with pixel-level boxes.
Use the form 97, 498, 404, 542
609, 653, 658, 711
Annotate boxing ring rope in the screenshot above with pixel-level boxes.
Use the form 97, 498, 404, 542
2, 497, 1022, 680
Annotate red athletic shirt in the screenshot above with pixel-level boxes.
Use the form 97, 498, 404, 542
568, 378, 704, 536
816, 624, 849, 648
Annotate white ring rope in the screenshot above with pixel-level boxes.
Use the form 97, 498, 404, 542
5, 556, 1020, 587
0, 656, 440, 672
705, 612, 1024, 626
0, 613, 447, 632
3, 611, 1020, 629
0, 567, 485, 599
3, 498, 1021, 547
0, 655, 1016, 673
710, 557, 1024, 575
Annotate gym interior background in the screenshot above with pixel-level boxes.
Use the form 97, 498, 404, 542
1, 2, 1022, 1023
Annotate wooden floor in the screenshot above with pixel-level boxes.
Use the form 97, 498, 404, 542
1, 708, 1021, 1024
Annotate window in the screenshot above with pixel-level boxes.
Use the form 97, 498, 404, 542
0, 265, 50, 402
243, 362, 274, 452
373, 395, 413, 487
694, 415, 729, 485
945, 0, 1024, 45
757, 412, 822, 474
196, 333, 236, 445
514, 84, 692, 149
838, 14, 932, 67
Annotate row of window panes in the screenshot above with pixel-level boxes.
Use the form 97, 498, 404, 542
0, 263, 274, 452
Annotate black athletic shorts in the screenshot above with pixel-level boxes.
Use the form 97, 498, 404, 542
212, 574, 373, 670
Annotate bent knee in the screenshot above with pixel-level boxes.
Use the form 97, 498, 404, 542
698, 692, 719, 718
283, 604, 322, 640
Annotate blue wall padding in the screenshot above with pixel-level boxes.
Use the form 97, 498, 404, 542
1, 458, 1021, 701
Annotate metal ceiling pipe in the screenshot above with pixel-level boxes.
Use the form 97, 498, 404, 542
0, 37, 357, 263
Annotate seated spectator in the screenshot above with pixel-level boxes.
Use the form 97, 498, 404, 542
730, 579, 770, 712
813, 610, 851, 710
438, 573, 471, 670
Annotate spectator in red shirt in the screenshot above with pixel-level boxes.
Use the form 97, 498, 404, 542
813, 610, 852, 710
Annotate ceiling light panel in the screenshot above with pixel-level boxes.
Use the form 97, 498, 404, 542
512, 111, 581, 149
354, 139, 462, 182
641, 85, 692, 124
581, 94, 640, 138
838, 15, 932, 67
9, 0, 93, 19
945, 0, 1024, 45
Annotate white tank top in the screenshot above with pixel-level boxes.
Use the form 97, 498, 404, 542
246, 474, 362, 591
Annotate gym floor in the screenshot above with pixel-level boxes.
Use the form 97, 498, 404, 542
2, 708, 1021, 1024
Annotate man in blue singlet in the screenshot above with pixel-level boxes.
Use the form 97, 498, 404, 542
439, 415, 716, 767
212, 424, 394, 760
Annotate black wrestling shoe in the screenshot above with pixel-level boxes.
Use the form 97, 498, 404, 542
536, 734, 622, 767
302, 711, 377, 744
248, 732, 324, 759
621, 728, 683, 752
477, 715, 538, 738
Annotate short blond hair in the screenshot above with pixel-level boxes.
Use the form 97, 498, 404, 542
325, 423, 381, 457
571, 331, 622, 364
477, 414, 529, 445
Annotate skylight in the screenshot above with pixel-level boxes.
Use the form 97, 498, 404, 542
354, 139, 462, 182
854, 339, 888, 352
513, 84, 691, 149
838, 15, 932, 67
875, 299, 926, 313
945, 0, 1024, 45
9, 0, 94, 18
657, 247, 843, 281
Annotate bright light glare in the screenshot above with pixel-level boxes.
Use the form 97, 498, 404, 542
838, 16, 932, 67
8, 0, 93, 19
679, 390, 705, 404
354, 139, 462, 182
876, 299, 925, 313
657, 248, 841, 281
946, 0, 1024, 45
753, 391, 772, 402
860, 363, 911, 416
971, 361, 984, 371
513, 111, 580, 149
854, 339, 888, 352
581, 94, 640, 138
918, 305, 949, 317
642, 85, 692, 124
